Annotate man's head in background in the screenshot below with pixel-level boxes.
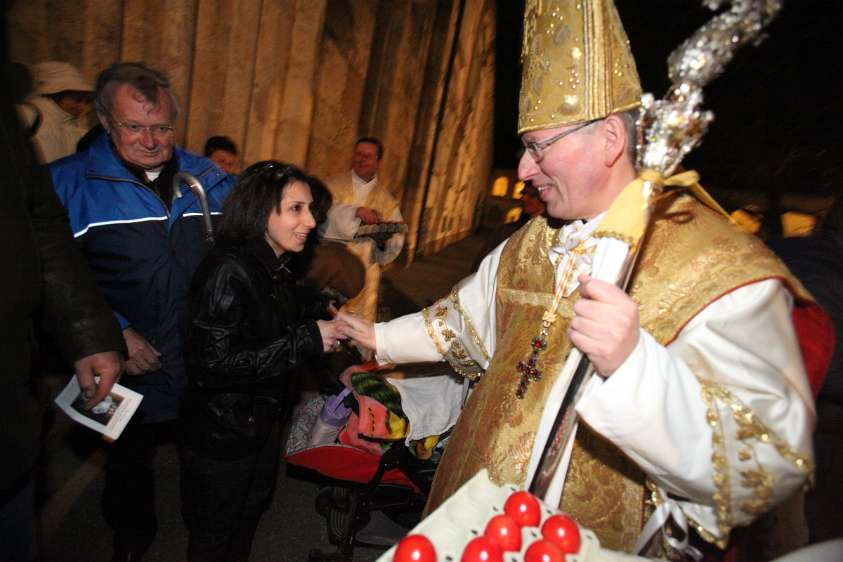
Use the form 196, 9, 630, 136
94, 62, 177, 172
33, 61, 94, 118
351, 136, 383, 182
520, 182, 545, 219
204, 135, 239, 175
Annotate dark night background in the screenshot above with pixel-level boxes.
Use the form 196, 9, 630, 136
494, 0, 843, 207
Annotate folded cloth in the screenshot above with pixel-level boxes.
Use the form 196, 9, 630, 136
353, 393, 407, 440
337, 365, 465, 459
387, 374, 468, 444
337, 368, 408, 455
348, 370, 405, 421
339, 412, 387, 456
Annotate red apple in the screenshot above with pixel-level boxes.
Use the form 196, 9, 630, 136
541, 514, 581, 554
524, 539, 565, 562
483, 514, 522, 552
394, 534, 437, 562
461, 536, 503, 562
503, 490, 541, 527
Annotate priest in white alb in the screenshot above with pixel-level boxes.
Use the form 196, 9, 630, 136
321, 137, 405, 266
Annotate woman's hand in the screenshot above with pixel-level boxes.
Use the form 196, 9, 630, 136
316, 319, 348, 353
335, 312, 376, 351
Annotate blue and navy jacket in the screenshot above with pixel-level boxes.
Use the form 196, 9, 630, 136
50, 133, 234, 422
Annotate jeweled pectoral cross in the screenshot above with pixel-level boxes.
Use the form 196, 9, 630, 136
515, 334, 548, 399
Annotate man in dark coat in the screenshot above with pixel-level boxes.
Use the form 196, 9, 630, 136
0, 33, 125, 562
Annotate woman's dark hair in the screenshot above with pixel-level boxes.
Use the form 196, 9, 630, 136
215, 160, 332, 244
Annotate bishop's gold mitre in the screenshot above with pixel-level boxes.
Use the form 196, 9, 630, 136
518, 0, 642, 135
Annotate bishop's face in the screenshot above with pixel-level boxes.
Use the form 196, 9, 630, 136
517, 122, 614, 221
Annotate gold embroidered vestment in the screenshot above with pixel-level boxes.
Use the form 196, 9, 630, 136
425, 193, 811, 551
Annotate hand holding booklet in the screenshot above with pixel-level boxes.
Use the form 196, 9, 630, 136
54, 376, 143, 440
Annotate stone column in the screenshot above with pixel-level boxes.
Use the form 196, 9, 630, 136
7, 0, 497, 262
417, 0, 495, 255
307, 0, 378, 179
400, 0, 461, 262
120, 0, 198, 144
241, 0, 296, 166
274, 0, 327, 167
184, 0, 261, 154
81, 1, 124, 83
357, 0, 439, 206
7, 0, 122, 93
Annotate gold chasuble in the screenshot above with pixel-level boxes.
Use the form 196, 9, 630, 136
425, 193, 812, 551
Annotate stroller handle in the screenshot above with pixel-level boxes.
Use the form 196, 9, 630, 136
172, 172, 214, 242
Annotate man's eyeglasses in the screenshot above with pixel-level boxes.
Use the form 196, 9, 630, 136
112, 120, 175, 137
522, 120, 597, 163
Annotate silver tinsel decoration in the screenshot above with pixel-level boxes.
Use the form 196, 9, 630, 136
636, 0, 784, 175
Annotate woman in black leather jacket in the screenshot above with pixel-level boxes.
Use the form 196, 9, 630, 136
180, 161, 347, 562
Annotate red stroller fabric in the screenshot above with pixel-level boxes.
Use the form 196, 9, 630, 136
284, 362, 420, 491
285, 443, 418, 490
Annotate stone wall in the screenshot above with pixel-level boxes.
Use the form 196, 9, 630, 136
9, 0, 495, 261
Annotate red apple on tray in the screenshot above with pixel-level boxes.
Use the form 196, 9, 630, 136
541, 514, 581, 554
394, 534, 437, 562
483, 514, 522, 552
461, 536, 503, 562
503, 491, 542, 527
524, 539, 565, 562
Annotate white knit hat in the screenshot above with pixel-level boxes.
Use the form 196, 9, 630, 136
33, 61, 93, 95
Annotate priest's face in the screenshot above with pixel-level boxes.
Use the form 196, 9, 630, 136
517, 121, 614, 221
352, 141, 380, 182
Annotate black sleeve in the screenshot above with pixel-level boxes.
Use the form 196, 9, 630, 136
188, 257, 323, 389
0, 68, 125, 364
32, 165, 127, 362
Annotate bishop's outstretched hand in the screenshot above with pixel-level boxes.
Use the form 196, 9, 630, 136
335, 312, 376, 351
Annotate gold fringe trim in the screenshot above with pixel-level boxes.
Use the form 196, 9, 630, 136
696, 378, 813, 547
422, 298, 483, 381
449, 287, 491, 363
422, 305, 447, 356
646, 378, 814, 551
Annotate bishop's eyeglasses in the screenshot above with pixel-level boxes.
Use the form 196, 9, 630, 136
522, 119, 597, 162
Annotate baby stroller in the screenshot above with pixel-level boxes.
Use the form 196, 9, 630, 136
285, 363, 457, 562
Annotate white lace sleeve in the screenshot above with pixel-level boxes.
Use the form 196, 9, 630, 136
374, 242, 503, 377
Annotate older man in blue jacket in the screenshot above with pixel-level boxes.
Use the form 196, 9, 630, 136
51, 62, 233, 561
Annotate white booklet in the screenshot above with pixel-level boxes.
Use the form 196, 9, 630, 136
54, 377, 143, 440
